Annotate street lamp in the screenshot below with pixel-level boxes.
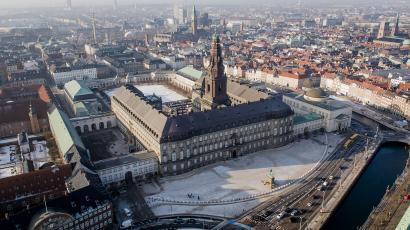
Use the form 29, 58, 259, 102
321, 190, 326, 211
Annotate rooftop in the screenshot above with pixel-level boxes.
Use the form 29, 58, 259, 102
285, 92, 350, 111
48, 107, 86, 155
64, 80, 94, 101
113, 86, 293, 142
177, 66, 204, 81
93, 150, 157, 171
294, 112, 322, 125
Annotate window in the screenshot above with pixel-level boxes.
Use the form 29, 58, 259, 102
180, 151, 184, 160
172, 153, 176, 161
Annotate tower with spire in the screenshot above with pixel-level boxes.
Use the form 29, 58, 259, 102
92, 11, 97, 44
192, 5, 198, 35
29, 103, 40, 134
391, 13, 400, 37
113, 0, 118, 11
201, 35, 229, 110
66, 0, 72, 10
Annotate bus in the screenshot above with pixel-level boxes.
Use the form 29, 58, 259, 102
350, 133, 359, 141
343, 140, 352, 149
344, 133, 360, 149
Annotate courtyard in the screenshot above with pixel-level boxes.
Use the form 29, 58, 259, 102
81, 128, 130, 161
142, 133, 344, 218
105, 84, 189, 103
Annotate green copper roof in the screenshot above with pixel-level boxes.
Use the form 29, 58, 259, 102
48, 107, 86, 155
64, 80, 94, 101
177, 66, 204, 80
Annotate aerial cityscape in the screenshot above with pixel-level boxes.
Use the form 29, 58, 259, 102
0, 0, 409, 229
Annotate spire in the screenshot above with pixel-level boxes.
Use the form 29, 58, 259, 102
208, 34, 224, 79
202, 34, 228, 107
92, 11, 97, 44
391, 13, 400, 37
192, 4, 197, 35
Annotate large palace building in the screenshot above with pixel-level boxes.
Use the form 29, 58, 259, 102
111, 35, 294, 176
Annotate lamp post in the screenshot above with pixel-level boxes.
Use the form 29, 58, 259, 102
321, 190, 326, 211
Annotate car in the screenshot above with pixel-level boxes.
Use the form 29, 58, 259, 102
186, 218, 196, 224
123, 208, 132, 217
120, 219, 133, 229
329, 175, 334, 180
174, 218, 184, 224
307, 202, 313, 207
290, 209, 300, 216
276, 211, 286, 219
323, 181, 329, 186
317, 185, 323, 191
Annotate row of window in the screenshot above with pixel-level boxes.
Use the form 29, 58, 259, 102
162, 126, 292, 162
162, 119, 291, 151
61, 216, 112, 230
99, 161, 154, 175
100, 165, 156, 183
163, 136, 292, 173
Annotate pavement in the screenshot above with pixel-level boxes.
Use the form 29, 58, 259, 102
143, 134, 343, 218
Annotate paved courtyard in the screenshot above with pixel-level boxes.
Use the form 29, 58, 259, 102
143, 134, 344, 218
81, 128, 129, 161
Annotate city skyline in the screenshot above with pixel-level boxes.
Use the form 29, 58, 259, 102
0, 0, 409, 8
0, 1, 409, 230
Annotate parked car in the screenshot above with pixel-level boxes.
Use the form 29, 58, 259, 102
276, 211, 286, 219
290, 209, 300, 216
123, 208, 132, 217
120, 219, 133, 229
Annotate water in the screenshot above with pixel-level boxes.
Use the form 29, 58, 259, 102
325, 142, 409, 230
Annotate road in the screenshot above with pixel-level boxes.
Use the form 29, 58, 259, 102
238, 120, 376, 230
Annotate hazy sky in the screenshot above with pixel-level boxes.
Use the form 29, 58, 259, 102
0, 0, 407, 8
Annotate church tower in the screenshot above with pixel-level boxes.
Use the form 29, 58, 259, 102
192, 5, 198, 35
29, 103, 40, 134
377, 21, 390, 38
391, 13, 400, 37
202, 35, 229, 109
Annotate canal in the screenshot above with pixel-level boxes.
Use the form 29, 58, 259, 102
325, 142, 409, 230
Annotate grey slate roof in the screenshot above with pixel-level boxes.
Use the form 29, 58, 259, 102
113, 86, 293, 143
226, 80, 269, 102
